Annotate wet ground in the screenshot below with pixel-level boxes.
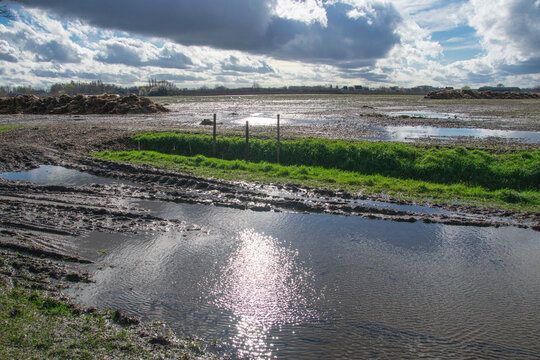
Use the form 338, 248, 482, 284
0, 94, 539, 358
1, 165, 539, 359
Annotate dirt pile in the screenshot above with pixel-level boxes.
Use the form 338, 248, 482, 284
425, 89, 540, 100
0, 94, 170, 114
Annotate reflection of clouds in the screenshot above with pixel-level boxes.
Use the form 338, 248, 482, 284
385, 126, 540, 143
212, 229, 315, 358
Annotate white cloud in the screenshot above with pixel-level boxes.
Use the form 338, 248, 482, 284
1, 0, 538, 89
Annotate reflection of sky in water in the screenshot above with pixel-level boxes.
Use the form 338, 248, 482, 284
211, 229, 316, 359
383, 126, 540, 143
0, 165, 119, 186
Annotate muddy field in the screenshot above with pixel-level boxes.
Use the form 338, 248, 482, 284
0, 95, 539, 345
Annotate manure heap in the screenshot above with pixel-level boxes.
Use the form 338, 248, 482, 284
425, 89, 540, 100
0, 94, 169, 114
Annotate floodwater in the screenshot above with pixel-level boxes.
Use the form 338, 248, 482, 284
380, 126, 540, 143
156, 94, 540, 143
74, 202, 540, 359
4, 167, 537, 359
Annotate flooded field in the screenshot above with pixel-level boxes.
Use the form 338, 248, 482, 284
153, 94, 540, 143
0, 94, 539, 359
2, 166, 539, 359
2, 94, 538, 144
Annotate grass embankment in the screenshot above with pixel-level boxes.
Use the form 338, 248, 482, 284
96, 133, 540, 211
0, 285, 210, 359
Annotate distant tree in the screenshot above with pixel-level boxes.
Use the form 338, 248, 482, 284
147, 85, 168, 96
497, 83, 504, 87
461, 86, 471, 90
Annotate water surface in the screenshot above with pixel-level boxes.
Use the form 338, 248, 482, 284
3, 166, 540, 359
72, 201, 540, 359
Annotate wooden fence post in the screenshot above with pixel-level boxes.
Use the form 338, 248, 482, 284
277, 114, 280, 164
245, 120, 249, 160
212, 113, 217, 157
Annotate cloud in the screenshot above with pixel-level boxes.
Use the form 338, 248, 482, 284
150, 73, 203, 82
341, 69, 389, 82
149, 46, 192, 69
14, 0, 402, 68
32, 40, 81, 63
95, 39, 145, 66
221, 56, 274, 74
0, 40, 18, 62
95, 38, 193, 69
501, 57, 540, 75
468, 0, 540, 70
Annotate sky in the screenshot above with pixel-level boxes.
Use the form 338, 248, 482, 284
0, 0, 539, 90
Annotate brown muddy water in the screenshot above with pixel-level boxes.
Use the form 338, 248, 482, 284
3, 166, 539, 359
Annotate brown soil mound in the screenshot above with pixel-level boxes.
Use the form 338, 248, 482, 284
425, 89, 540, 100
0, 94, 169, 114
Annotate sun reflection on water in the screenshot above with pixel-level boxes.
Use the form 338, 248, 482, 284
212, 229, 316, 359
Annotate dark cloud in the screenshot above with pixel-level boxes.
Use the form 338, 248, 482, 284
15, 0, 402, 68
221, 56, 274, 73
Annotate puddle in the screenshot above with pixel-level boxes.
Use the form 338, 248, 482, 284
377, 126, 540, 143
0, 165, 121, 186
4, 165, 540, 358
72, 201, 540, 359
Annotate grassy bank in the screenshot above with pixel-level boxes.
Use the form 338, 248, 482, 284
133, 133, 539, 191
0, 284, 213, 359
94, 150, 539, 211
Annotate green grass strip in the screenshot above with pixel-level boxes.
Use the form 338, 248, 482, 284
133, 132, 540, 191
94, 150, 539, 212
0, 125, 21, 133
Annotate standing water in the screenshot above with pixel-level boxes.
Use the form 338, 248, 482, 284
2, 166, 539, 358
72, 201, 540, 359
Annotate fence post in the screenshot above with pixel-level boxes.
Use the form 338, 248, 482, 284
245, 120, 249, 161
212, 113, 217, 157
277, 114, 280, 164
